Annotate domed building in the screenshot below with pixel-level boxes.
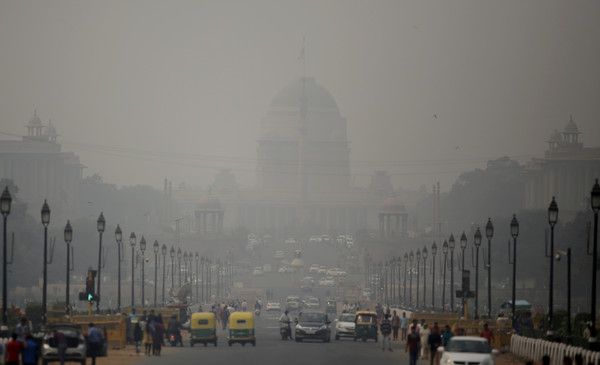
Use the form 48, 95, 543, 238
194, 194, 224, 235
378, 196, 408, 238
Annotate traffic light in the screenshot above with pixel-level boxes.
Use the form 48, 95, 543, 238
83, 269, 98, 302
295, 250, 302, 258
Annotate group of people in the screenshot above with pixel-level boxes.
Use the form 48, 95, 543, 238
129, 309, 168, 356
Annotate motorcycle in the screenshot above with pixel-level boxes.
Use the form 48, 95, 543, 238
169, 330, 183, 347
255, 308, 261, 317
279, 321, 292, 341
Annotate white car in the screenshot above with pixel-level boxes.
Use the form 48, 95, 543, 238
327, 268, 347, 277
252, 267, 263, 276
304, 297, 320, 309
263, 264, 272, 273
274, 251, 284, 259
309, 264, 320, 273
266, 301, 282, 312
438, 337, 499, 365
309, 236, 319, 243
318, 266, 327, 275
319, 277, 335, 287
335, 313, 356, 340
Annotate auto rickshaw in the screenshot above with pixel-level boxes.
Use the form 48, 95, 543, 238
354, 311, 378, 342
228, 312, 256, 347
325, 298, 337, 315
190, 312, 217, 347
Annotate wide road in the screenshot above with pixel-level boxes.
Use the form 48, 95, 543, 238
133, 310, 408, 365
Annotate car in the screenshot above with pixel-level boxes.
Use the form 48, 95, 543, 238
334, 313, 356, 340
285, 238, 297, 245
294, 310, 331, 342
41, 323, 87, 365
266, 301, 282, 312
252, 267, 263, 275
309, 236, 319, 243
286, 295, 302, 311
318, 266, 327, 275
309, 264, 320, 273
319, 277, 335, 287
438, 337, 499, 365
304, 297, 320, 309
301, 277, 314, 291
262, 264, 272, 273
274, 251, 284, 259
326, 268, 346, 277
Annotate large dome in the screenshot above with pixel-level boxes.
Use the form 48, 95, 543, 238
270, 77, 339, 112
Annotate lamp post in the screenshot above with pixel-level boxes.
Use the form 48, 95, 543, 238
161, 244, 167, 306
139, 236, 146, 307
422, 246, 428, 311
449, 234, 455, 312
485, 218, 494, 318
184, 251, 188, 283
41, 200, 50, 324
546, 197, 558, 336
153, 240, 159, 307
409, 251, 414, 308
115, 225, 122, 313
391, 257, 396, 305
510, 214, 519, 329
64, 221, 73, 315
590, 179, 600, 346
556, 249, 571, 340
95, 212, 105, 313
442, 240, 448, 311
416, 249, 421, 309
201, 257, 205, 303
0, 186, 11, 326
195, 252, 199, 302
460, 232, 467, 313
170, 246, 175, 289
130, 232, 136, 308
177, 248, 182, 287
384, 261, 389, 305
431, 242, 437, 310
474, 227, 482, 318
403, 253, 408, 307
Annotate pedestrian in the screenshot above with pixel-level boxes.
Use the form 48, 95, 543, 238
152, 317, 164, 356
410, 319, 421, 336
428, 323, 442, 365
406, 326, 421, 365
5, 333, 26, 365
133, 322, 143, 356
441, 324, 454, 347
380, 313, 393, 352
87, 323, 103, 365
143, 321, 154, 356
480, 323, 495, 344
22, 334, 38, 365
53, 329, 68, 365
0, 336, 5, 365
391, 311, 400, 341
400, 312, 408, 340
16, 318, 27, 343
420, 323, 431, 360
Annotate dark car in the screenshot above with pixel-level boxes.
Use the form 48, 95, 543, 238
294, 310, 331, 342
41, 323, 87, 365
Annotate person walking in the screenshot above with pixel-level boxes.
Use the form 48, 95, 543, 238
380, 313, 393, 352
133, 322, 143, 356
87, 323, 103, 365
53, 330, 68, 365
420, 323, 431, 360
22, 334, 38, 365
428, 323, 442, 365
391, 311, 400, 341
5, 333, 26, 365
400, 312, 409, 340
441, 324, 454, 347
480, 323, 495, 345
406, 326, 421, 365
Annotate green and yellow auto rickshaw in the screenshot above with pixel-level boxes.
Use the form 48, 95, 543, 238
228, 312, 256, 347
190, 312, 217, 347
354, 311, 378, 342
325, 298, 337, 316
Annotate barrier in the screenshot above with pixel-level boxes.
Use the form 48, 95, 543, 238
511, 334, 600, 365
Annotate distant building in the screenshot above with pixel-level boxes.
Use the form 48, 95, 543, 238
0, 110, 84, 214
524, 116, 600, 211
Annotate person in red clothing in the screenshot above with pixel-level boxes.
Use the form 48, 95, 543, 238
405, 326, 420, 365
5, 332, 26, 365
480, 323, 495, 344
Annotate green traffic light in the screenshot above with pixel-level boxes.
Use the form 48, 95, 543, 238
88, 293, 93, 301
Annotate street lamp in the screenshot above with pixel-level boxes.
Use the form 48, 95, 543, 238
115, 225, 122, 313
153, 240, 159, 307
64, 221, 73, 315
170, 246, 175, 289
590, 179, 600, 346
416, 249, 421, 309
449, 234, 456, 312
177, 248, 182, 287
184, 251, 188, 283
442, 240, 448, 311
139, 236, 146, 307
474, 227, 482, 318
403, 253, 408, 307
41, 200, 50, 324
485, 218, 494, 318
1, 186, 12, 326
422, 246, 428, 311
409, 251, 414, 309
130, 232, 136, 308
510, 214, 519, 328
556, 249, 571, 340
547, 197, 558, 336
161, 244, 167, 306
460, 231, 467, 313
431, 242, 437, 310
201, 256, 205, 303
195, 252, 199, 303
96, 212, 105, 313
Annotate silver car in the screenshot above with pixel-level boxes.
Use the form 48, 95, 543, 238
438, 337, 499, 365
41, 323, 87, 365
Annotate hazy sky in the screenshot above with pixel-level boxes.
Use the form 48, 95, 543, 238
1, 1, 599, 192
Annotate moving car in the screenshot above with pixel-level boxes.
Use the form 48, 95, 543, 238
266, 301, 282, 312
286, 295, 302, 311
319, 277, 335, 287
252, 267, 263, 276
294, 310, 331, 342
308, 264, 320, 273
335, 313, 356, 340
41, 323, 87, 365
438, 337, 499, 365
304, 297, 320, 309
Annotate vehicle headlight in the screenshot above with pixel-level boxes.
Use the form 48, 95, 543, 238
481, 357, 494, 365
296, 324, 303, 330
319, 325, 328, 330
444, 358, 454, 365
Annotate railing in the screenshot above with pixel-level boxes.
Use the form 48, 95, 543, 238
511, 334, 600, 365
